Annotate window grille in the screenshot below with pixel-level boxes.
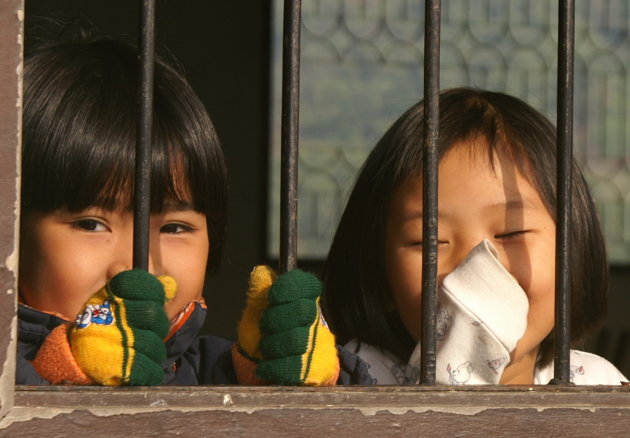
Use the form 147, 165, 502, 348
553, 0, 574, 384
268, 0, 630, 264
271, 0, 575, 384
420, 0, 440, 385
134, 0, 156, 271
1, 0, 629, 434
17, 0, 607, 387
279, 0, 302, 273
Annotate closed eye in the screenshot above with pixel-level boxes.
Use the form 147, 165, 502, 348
495, 230, 529, 240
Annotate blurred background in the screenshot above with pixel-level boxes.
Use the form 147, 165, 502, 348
25, 0, 630, 377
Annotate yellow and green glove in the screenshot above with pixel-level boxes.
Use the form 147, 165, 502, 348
33, 270, 176, 386
233, 266, 339, 386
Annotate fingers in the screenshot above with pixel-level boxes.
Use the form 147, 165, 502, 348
257, 356, 303, 385
131, 328, 168, 364
259, 299, 318, 334
108, 271, 174, 339
107, 270, 165, 302
120, 300, 170, 337
157, 275, 177, 302
237, 265, 277, 359
235, 266, 340, 386
245, 265, 276, 310
259, 326, 312, 359
69, 270, 174, 386
127, 350, 166, 386
267, 269, 321, 304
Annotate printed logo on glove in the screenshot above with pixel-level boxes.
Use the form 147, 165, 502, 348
69, 270, 177, 386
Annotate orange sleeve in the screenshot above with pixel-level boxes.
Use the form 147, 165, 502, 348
231, 343, 267, 385
31, 323, 94, 385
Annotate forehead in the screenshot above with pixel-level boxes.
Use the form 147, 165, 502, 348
389, 140, 547, 222
90, 160, 194, 213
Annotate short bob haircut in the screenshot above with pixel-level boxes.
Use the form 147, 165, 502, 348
322, 87, 608, 366
22, 38, 227, 273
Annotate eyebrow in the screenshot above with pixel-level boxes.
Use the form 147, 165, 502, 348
401, 198, 539, 221
483, 198, 538, 211
162, 200, 196, 211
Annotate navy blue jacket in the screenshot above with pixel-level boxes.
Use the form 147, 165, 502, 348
17, 303, 372, 385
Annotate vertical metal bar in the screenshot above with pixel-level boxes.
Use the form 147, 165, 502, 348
279, 0, 301, 274
420, 0, 441, 386
551, 0, 574, 385
133, 0, 156, 271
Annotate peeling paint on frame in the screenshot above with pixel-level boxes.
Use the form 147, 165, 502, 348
0, 0, 23, 420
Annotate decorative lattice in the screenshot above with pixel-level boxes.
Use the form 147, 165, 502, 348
269, 0, 630, 263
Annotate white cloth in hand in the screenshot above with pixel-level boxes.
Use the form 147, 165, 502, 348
404, 239, 529, 384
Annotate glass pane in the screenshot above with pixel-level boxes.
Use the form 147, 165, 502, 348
268, 0, 630, 264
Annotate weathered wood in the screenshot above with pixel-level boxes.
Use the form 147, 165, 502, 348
13, 385, 630, 409
4, 386, 629, 436
0, 0, 22, 419
2, 404, 630, 437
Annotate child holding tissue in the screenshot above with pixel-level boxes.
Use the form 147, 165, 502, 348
321, 88, 627, 385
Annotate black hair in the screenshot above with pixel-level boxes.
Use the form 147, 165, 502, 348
322, 87, 608, 365
22, 38, 227, 272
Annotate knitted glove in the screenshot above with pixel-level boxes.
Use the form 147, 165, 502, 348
33, 270, 177, 386
233, 266, 339, 386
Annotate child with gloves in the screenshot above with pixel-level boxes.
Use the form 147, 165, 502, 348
18, 35, 370, 387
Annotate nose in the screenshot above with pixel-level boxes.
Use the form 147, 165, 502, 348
107, 253, 133, 280
106, 234, 161, 280
106, 234, 133, 279
438, 236, 488, 283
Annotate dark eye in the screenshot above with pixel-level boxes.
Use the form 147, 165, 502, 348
160, 223, 193, 234
72, 219, 107, 232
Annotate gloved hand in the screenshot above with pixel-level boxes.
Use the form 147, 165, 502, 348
33, 270, 177, 386
233, 266, 339, 386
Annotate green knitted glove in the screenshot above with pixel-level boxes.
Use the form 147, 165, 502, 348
69, 270, 176, 386
233, 266, 339, 386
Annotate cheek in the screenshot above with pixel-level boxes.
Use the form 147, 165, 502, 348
506, 250, 556, 339
163, 243, 209, 319
387, 249, 423, 340
507, 253, 555, 303
500, 239, 555, 301
525, 272, 556, 330
19, 231, 102, 318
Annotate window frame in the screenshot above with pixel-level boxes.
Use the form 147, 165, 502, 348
2, 1, 630, 434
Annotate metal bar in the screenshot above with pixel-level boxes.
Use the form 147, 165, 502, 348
133, 0, 156, 271
420, 0, 441, 386
550, 0, 574, 385
279, 0, 301, 274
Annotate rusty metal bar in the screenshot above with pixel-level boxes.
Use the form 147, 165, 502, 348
551, 0, 574, 385
420, 0, 441, 386
279, 0, 301, 274
133, 0, 156, 271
